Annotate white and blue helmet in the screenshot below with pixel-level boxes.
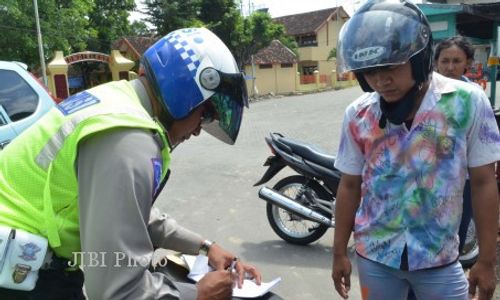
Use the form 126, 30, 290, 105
142, 27, 248, 144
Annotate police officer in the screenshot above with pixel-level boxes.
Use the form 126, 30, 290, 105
0, 28, 261, 300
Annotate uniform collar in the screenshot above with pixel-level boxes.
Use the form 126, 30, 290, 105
130, 78, 154, 117
130, 78, 174, 150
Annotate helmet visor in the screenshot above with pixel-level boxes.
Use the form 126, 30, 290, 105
200, 71, 248, 145
337, 9, 430, 73
202, 93, 244, 145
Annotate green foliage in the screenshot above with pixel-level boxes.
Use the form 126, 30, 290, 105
198, 0, 244, 62
129, 21, 152, 36
86, 0, 135, 53
0, 0, 96, 68
327, 47, 337, 61
142, 0, 296, 68
0, 0, 296, 71
0, 0, 137, 69
143, 0, 201, 35
234, 11, 297, 68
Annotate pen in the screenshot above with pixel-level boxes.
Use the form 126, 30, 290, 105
227, 257, 238, 273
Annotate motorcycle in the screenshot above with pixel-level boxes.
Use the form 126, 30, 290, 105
459, 222, 478, 268
254, 132, 479, 267
254, 132, 340, 245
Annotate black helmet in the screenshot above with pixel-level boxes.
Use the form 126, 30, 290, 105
337, 0, 433, 92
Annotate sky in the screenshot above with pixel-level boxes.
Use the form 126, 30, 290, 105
130, 0, 360, 24
240, 0, 358, 17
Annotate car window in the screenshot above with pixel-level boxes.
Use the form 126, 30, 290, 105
0, 69, 38, 121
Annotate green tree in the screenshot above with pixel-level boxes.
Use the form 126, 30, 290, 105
0, 0, 296, 72
197, 0, 244, 61
142, 0, 201, 35
198, 0, 240, 42
140, 0, 296, 68
86, 0, 136, 53
234, 11, 297, 68
0, 0, 139, 68
130, 20, 153, 36
327, 47, 337, 61
0, 0, 95, 68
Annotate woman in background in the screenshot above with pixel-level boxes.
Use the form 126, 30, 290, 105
434, 36, 475, 82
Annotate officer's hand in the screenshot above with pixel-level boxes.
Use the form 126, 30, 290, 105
468, 261, 496, 300
232, 260, 261, 288
207, 244, 262, 288
207, 243, 234, 270
332, 254, 352, 299
197, 270, 233, 300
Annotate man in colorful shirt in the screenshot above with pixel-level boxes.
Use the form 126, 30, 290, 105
331, 1, 500, 299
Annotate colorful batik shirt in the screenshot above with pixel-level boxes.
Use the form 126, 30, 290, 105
334, 72, 500, 270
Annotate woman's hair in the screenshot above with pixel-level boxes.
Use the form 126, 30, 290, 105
433, 36, 475, 61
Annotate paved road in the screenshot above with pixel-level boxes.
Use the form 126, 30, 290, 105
155, 81, 500, 300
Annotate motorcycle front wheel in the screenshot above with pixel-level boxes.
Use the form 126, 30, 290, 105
459, 221, 479, 268
266, 175, 333, 245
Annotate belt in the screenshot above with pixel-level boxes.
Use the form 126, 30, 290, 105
41, 250, 72, 271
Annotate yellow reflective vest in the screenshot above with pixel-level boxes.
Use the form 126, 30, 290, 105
0, 80, 170, 259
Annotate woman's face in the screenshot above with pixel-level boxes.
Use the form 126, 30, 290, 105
436, 45, 471, 80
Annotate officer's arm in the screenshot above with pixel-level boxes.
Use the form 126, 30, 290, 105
78, 128, 199, 300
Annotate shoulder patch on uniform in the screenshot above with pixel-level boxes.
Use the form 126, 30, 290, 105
152, 158, 162, 196
57, 91, 100, 115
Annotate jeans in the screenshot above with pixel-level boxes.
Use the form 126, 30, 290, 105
358, 255, 468, 300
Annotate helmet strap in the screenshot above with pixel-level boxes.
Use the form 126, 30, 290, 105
378, 83, 420, 129
139, 76, 175, 130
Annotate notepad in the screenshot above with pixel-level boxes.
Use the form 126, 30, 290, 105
181, 254, 282, 298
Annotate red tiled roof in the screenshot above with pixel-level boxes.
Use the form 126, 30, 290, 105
274, 7, 340, 36
251, 40, 297, 65
111, 36, 157, 59
126, 36, 157, 55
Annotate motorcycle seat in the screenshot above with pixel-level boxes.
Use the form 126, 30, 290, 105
276, 137, 336, 169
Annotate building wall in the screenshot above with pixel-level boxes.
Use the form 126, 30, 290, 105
444, 0, 498, 3
427, 14, 457, 40
297, 15, 345, 84
276, 64, 297, 93
112, 41, 140, 71
244, 63, 297, 96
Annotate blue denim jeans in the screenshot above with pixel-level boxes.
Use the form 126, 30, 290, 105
357, 255, 468, 300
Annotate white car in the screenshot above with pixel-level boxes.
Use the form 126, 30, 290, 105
0, 61, 56, 149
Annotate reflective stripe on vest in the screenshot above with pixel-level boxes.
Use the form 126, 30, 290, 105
36, 105, 152, 170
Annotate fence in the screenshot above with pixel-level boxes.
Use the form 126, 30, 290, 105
301, 74, 331, 84
300, 75, 315, 84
